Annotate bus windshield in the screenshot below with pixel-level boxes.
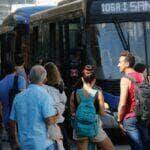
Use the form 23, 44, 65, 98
87, 22, 150, 80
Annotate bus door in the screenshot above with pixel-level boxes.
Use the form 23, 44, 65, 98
58, 20, 83, 89
30, 26, 39, 65
0, 32, 15, 77
49, 23, 56, 61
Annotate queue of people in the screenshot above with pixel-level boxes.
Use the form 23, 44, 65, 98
0, 51, 150, 150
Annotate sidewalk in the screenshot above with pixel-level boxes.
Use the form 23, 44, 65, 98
0, 128, 131, 150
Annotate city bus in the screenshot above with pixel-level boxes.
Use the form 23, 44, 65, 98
30, 0, 150, 95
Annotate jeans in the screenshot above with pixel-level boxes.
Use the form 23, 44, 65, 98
138, 121, 150, 150
123, 117, 143, 150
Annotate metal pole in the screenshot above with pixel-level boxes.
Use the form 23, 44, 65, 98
9, 0, 12, 14
143, 22, 149, 76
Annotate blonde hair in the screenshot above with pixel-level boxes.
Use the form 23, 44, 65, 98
44, 62, 61, 86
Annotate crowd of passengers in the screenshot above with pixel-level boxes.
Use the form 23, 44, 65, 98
0, 51, 150, 150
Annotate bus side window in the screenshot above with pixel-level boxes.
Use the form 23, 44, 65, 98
32, 26, 39, 61
49, 23, 56, 59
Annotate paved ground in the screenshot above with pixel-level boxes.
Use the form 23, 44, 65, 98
0, 129, 131, 150
70, 141, 131, 150
0, 142, 10, 150
0, 141, 131, 150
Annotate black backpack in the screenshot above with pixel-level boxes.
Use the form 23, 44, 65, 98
125, 75, 150, 124
9, 75, 19, 112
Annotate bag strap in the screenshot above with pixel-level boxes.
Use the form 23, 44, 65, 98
143, 75, 150, 85
74, 89, 78, 110
124, 74, 139, 87
13, 75, 19, 92
94, 91, 99, 113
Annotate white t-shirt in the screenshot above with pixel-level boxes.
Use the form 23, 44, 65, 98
43, 85, 67, 123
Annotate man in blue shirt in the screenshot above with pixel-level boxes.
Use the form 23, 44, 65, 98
10, 65, 58, 150
0, 62, 26, 130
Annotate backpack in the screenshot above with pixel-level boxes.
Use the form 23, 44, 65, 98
9, 75, 19, 112
74, 89, 98, 138
125, 75, 150, 124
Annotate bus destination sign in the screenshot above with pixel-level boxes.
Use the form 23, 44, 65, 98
101, 0, 150, 14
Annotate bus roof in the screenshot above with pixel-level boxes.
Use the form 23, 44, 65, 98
3, 5, 53, 26
30, 0, 83, 24
0, 5, 55, 34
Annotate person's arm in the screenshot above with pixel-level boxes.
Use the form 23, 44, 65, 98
118, 77, 129, 123
98, 91, 106, 116
9, 99, 19, 150
70, 91, 76, 116
9, 120, 19, 150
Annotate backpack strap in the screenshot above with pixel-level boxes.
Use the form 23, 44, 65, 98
94, 91, 99, 113
74, 89, 78, 110
124, 74, 139, 87
13, 75, 19, 92
8, 75, 19, 113
143, 75, 150, 85
74, 89, 99, 112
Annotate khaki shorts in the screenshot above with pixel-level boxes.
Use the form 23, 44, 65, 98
93, 117, 107, 142
73, 116, 107, 142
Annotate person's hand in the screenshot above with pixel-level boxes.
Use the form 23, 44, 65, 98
118, 123, 125, 135
71, 113, 76, 117
51, 113, 60, 124
45, 113, 60, 126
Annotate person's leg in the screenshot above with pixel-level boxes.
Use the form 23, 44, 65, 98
94, 117, 115, 150
138, 121, 150, 150
77, 139, 89, 150
144, 124, 150, 150
123, 117, 143, 150
127, 130, 143, 150
97, 137, 115, 150
58, 123, 70, 150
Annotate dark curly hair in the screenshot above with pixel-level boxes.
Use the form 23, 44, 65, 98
134, 63, 146, 73
82, 65, 96, 83
4, 61, 15, 75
